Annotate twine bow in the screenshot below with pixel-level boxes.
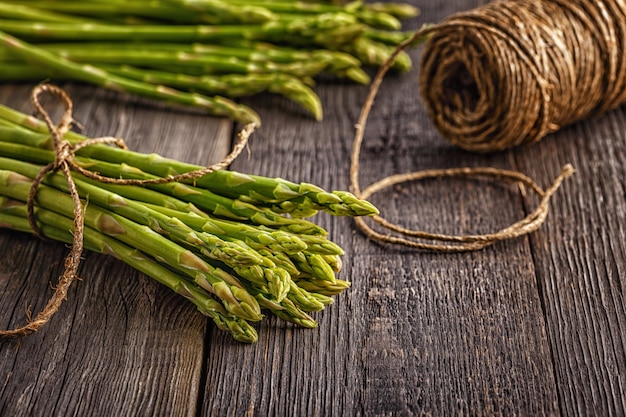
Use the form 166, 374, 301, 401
0, 84, 256, 339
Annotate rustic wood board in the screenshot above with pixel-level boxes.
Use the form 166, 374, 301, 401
1, 1, 625, 416
514, 110, 626, 417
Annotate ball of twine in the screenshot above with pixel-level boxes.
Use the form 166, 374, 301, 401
350, 0, 617, 250
421, 0, 626, 152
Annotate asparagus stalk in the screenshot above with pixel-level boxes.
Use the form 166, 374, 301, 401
25, 44, 329, 79
15, 0, 276, 25
0, 117, 379, 218
0, 16, 364, 48
0, 202, 259, 343
0, 3, 94, 24
294, 276, 351, 296
338, 36, 412, 72
21, 0, 418, 22
254, 292, 317, 328
198, 0, 418, 29
289, 251, 338, 283
366, 2, 421, 19
0, 31, 261, 124
0, 170, 264, 322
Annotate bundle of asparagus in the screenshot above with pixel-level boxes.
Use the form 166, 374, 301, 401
0, 97, 378, 343
0, 0, 419, 123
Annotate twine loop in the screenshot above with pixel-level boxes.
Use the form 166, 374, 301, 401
351, 13, 577, 251
1, 83, 256, 340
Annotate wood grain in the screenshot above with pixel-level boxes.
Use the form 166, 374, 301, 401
1, 1, 625, 416
515, 108, 626, 417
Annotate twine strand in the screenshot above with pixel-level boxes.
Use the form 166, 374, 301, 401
350, 0, 597, 251
0, 84, 256, 340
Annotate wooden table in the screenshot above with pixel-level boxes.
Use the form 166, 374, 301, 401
1, 1, 625, 416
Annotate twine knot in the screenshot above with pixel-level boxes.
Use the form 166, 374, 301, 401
53, 140, 73, 169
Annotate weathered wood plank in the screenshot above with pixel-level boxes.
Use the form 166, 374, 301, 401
515, 108, 626, 416
0, 84, 232, 417
201, 2, 560, 415
1, 1, 625, 416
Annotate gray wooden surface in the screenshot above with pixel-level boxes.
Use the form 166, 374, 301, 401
1, 1, 625, 416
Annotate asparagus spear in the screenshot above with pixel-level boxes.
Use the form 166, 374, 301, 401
338, 36, 412, 72
15, 0, 276, 25
0, 117, 379, 218
254, 292, 317, 328
0, 15, 364, 49
0, 170, 264, 322
365, 2, 421, 19
23, 0, 418, 23
0, 202, 259, 343
289, 251, 338, 283
0, 3, 94, 24
27, 44, 329, 79
0, 30, 261, 124
294, 276, 351, 296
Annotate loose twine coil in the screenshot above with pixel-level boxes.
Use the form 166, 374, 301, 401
351, 0, 626, 251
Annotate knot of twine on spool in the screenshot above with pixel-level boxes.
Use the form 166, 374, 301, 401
349, 0, 626, 250
0, 84, 257, 340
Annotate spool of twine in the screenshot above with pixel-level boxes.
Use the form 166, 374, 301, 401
420, 0, 626, 152
351, 0, 626, 249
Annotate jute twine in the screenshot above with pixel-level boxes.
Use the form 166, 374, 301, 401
349, 0, 626, 250
0, 84, 256, 339
421, 0, 626, 152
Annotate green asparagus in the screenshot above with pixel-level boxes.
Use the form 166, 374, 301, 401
0, 99, 378, 341
0, 0, 422, 121
0, 201, 260, 343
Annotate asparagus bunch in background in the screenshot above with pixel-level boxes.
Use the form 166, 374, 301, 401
0, 100, 378, 343
0, 0, 420, 123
